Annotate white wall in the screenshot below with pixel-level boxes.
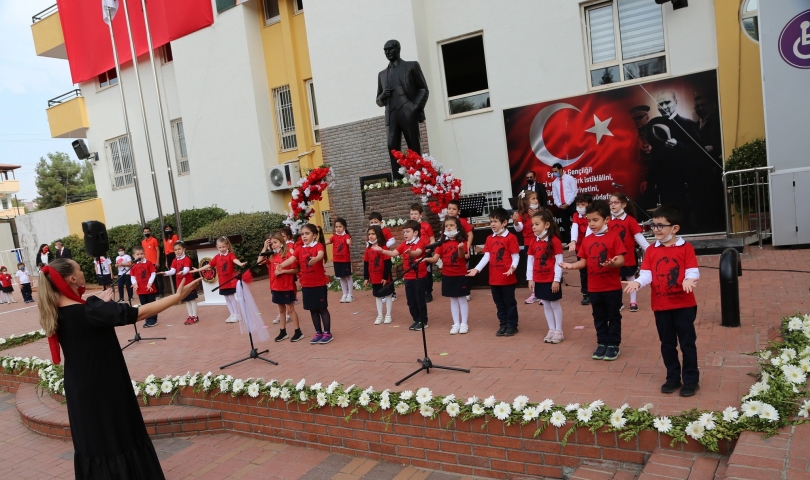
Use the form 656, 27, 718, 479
84, 0, 285, 230
305, 0, 719, 204
14, 207, 70, 268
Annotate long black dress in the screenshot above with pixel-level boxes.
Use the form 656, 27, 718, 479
58, 297, 165, 479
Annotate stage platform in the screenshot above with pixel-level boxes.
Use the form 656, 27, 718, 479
689, 237, 745, 256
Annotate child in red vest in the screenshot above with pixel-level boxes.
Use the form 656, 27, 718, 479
568, 194, 593, 305
425, 217, 470, 334
191, 237, 246, 323
527, 210, 564, 343
609, 192, 650, 312
263, 233, 303, 342
161, 242, 199, 325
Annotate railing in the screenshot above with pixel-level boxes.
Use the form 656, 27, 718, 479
47, 89, 82, 108
32, 4, 58, 23
723, 166, 774, 249
66, 191, 98, 204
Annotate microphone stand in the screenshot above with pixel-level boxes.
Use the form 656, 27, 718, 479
121, 262, 166, 350
215, 257, 278, 369
378, 243, 471, 386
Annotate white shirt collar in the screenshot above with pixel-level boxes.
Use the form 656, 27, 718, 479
303, 241, 319, 248
219, 252, 229, 256
176, 254, 186, 260
406, 236, 420, 245
535, 233, 548, 242
594, 225, 609, 236
335, 231, 346, 236
668, 112, 677, 120
492, 229, 509, 237
612, 212, 627, 220
654, 237, 686, 247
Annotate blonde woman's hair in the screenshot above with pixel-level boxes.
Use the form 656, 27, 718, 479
38, 259, 77, 337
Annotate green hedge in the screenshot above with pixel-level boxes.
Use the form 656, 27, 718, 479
188, 212, 287, 275
52, 234, 96, 284
725, 139, 767, 212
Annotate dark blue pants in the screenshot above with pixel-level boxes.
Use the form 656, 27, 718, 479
590, 290, 622, 346
117, 274, 133, 301
654, 306, 699, 384
577, 257, 588, 294
491, 284, 518, 328
20, 283, 33, 302
138, 293, 158, 323
404, 278, 427, 324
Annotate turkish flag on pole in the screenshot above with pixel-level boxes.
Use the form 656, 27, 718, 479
57, 0, 214, 84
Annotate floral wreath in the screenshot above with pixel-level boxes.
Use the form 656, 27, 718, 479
393, 150, 461, 218
284, 165, 334, 234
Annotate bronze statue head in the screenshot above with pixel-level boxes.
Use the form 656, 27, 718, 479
384, 40, 401, 62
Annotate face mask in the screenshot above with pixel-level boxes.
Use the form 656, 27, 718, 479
576, 206, 587, 215
660, 232, 675, 243
43, 247, 49, 253
118, 251, 125, 256
77, 285, 86, 296
19, 267, 24, 271
614, 208, 625, 217
272, 248, 280, 254
529, 202, 539, 210
553, 172, 561, 178
445, 229, 458, 238
526, 179, 535, 186
144, 232, 151, 237
165, 230, 173, 236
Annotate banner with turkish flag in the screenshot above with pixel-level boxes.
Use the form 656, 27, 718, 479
57, 0, 214, 84
503, 69, 724, 234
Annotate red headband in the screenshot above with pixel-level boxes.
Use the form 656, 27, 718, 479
41, 265, 85, 366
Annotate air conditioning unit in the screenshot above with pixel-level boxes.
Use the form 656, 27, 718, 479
268, 162, 301, 191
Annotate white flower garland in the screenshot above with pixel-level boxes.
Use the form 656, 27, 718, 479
362, 178, 411, 192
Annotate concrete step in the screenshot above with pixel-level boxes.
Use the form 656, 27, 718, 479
570, 463, 640, 479
637, 449, 723, 480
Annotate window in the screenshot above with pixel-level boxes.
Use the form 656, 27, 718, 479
272, 85, 297, 151
105, 135, 135, 189
463, 190, 502, 224
305, 80, 320, 144
98, 68, 118, 89
264, 0, 280, 25
741, 0, 758, 42
1, 198, 8, 211
584, 0, 667, 88
440, 34, 491, 117
162, 43, 173, 64
171, 119, 190, 175
294, 0, 303, 14
216, 0, 235, 14
321, 210, 332, 233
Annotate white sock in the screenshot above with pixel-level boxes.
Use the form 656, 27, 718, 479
626, 276, 637, 303
385, 295, 393, 316
346, 277, 353, 297
185, 302, 194, 316
225, 295, 238, 316
449, 297, 460, 325
458, 296, 469, 325
542, 302, 556, 330
0, 292, 6, 302
549, 300, 563, 331
190, 301, 198, 317
375, 297, 384, 317
340, 278, 349, 297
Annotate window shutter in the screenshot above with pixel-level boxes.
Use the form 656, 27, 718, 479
588, 4, 617, 64
216, 0, 235, 14
617, 0, 665, 60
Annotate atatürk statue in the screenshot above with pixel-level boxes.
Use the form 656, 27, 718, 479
376, 39, 429, 176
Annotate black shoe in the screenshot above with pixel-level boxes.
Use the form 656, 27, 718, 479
603, 346, 620, 361
629, 303, 639, 312
581, 294, 590, 306
409, 322, 419, 330
680, 384, 700, 397
496, 326, 508, 336
290, 330, 304, 342
661, 381, 683, 394
143, 321, 157, 328
413, 322, 427, 331
592, 344, 607, 360
275, 329, 288, 342
424, 292, 433, 303
503, 326, 518, 336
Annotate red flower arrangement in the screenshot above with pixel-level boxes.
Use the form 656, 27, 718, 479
285, 165, 334, 233
393, 149, 462, 216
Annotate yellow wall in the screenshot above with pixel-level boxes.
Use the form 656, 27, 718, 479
65, 199, 106, 237
46, 96, 89, 139
714, 0, 766, 159
31, 11, 64, 57
259, 0, 329, 237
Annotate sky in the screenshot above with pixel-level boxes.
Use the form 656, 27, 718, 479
0, 0, 77, 203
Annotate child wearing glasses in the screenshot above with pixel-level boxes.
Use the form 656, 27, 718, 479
624, 205, 700, 397
608, 193, 650, 312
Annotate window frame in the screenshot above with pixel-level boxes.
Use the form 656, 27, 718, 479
581, 0, 671, 91
104, 135, 135, 190
305, 79, 320, 145
293, 0, 303, 15
171, 118, 190, 176
437, 31, 493, 120
97, 68, 119, 91
321, 210, 332, 233
740, 0, 759, 43
161, 43, 173, 64
263, 0, 280, 25
272, 85, 298, 152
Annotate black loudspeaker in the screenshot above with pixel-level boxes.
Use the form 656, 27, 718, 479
82, 221, 109, 257
72, 139, 91, 160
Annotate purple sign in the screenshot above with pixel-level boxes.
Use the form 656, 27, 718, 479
779, 9, 810, 68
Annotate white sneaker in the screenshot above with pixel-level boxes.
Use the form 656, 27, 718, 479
384, 315, 392, 324
466, 294, 471, 301
374, 316, 383, 325
459, 324, 469, 334
225, 315, 234, 323
226, 315, 240, 323
345, 295, 354, 303
450, 325, 460, 335
340, 295, 347, 303
273, 314, 281, 324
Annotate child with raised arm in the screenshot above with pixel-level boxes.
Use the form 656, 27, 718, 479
560, 200, 626, 360
363, 225, 393, 324
129, 246, 159, 328
373, 220, 428, 331
624, 205, 700, 397
512, 190, 543, 304
325, 218, 354, 303
527, 210, 564, 343
161, 242, 199, 325
467, 207, 520, 337
609, 192, 649, 312
447, 200, 475, 302
368, 212, 397, 301
425, 217, 470, 334
568, 194, 593, 306
262, 233, 304, 342
190, 236, 246, 323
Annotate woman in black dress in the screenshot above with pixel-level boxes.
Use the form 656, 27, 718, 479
39, 258, 200, 479
36, 243, 54, 268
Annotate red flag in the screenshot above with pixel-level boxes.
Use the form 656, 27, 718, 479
57, 0, 213, 84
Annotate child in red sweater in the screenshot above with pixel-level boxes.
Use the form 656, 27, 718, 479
363, 225, 393, 324
129, 246, 158, 327
609, 192, 649, 312
262, 233, 303, 342
325, 218, 353, 303
425, 217, 470, 334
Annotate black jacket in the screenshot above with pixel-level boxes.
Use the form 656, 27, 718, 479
55, 247, 72, 260
376, 59, 429, 125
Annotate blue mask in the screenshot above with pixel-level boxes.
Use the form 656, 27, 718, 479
553, 172, 561, 178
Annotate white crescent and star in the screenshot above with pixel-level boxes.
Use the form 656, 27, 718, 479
529, 103, 613, 168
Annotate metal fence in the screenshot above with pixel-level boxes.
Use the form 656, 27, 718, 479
723, 166, 774, 248
32, 4, 57, 23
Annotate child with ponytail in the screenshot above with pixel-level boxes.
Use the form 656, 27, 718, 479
527, 210, 565, 343
608, 193, 649, 312
363, 225, 393, 324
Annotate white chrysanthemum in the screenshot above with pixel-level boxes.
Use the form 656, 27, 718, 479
359, 392, 371, 406
586, 400, 604, 411
522, 406, 539, 422
310, 382, 322, 392
232, 379, 245, 393
336, 395, 349, 408
420, 404, 435, 417
653, 416, 672, 433
396, 402, 410, 414
133, 383, 141, 396
269, 387, 280, 398
493, 402, 512, 421
799, 400, 810, 418
576, 408, 593, 423
638, 403, 654, 413
722, 406, 739, 422
537, 399, 554, 413
295, 379, 306, 391
314, 392, 326, 406
220, 382, 230, 393
160, 380, 173, 394
247, 383, 260, 398
798, 358, 810, 373
445, 402, 460, 418
802, 346, 810, 358
471, 404, 485, 416
759, 403, 779, 422
203, 378, 212, 390
610, 411, 627, 429
748, 381, 770, 398
782, 348, 798, 359
344, 384, 356, 394
698, 413, 716, 431
483, 396, 497, 408
788, 317, 804, 331
685, 421, 705, 440
770, 357, 782, 367
741, 400, 763, 417
782, 364, 806, 384
326, 381, 339, 394
280, 388, 291, 401
400, 390, 413, 400
565, 403, 580, 412
145, 383, 158, 397
178, 375, 187, 387
299, 391, 308, 402
415, 387, 433, 404
145, 374, 156, 384
380, 397, 391, 410
512, 395, 529, 412
442, 394, 456, 405
465, 396, 479, 405
550, 411, 567, 428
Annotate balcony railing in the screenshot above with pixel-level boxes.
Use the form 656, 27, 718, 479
48, 89, 82, 108
32, 4, 57, 24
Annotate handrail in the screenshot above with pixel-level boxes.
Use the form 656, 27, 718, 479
47, 89, 82, 108
32, 4, 58, 23
722, 166, 774, 177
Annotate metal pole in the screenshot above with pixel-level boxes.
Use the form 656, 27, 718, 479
722, 173, 731, 238
106, 7, 146, 226
754, 170, 762, 248
139, 0, 182, 240
120, 0, 165, 236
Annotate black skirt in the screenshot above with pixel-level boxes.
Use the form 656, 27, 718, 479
372, 283, 393, 298
441, 275, 470, 298
219, 288, 236, 296
302, 286, 328, 310
619, 266, 638, 278
272, 290, 295, 305
97, 273, 112, 286
1, 285, 13, 293
534, 281, 562, 301
333, 262, 352, 278
180, 289, 198, 302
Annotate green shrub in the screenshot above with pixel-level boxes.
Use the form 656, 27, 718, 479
726, 138, 766, 172
725, 138, 768, 212
188, 212, 287, 275
51, 235, 96, 284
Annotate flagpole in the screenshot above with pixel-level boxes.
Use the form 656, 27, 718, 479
138, 0, 183, 240
105, 5, 146, 226
119, 0, 166, 237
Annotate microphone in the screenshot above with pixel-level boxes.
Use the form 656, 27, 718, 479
258, 251, 273, 257
423, 238, 444, 251
612, 182, 624, 188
